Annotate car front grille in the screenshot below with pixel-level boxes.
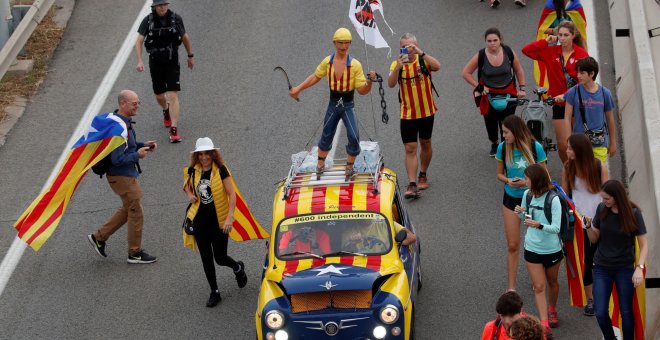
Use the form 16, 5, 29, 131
290, 290, 372, 313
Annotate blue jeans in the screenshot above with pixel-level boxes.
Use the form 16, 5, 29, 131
318, 100, 361, 156
593, 265, 636, 340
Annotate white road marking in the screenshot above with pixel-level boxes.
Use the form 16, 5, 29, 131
0, 0, 152, 297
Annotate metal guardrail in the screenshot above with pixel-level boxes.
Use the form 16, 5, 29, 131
0, 0, 54, 81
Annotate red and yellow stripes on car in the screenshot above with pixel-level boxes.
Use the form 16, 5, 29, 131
269, 169, 398, 280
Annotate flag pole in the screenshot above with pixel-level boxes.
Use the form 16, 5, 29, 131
361, 25, 378, 139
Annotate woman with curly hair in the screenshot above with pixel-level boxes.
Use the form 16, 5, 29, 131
182, 137, 248, 307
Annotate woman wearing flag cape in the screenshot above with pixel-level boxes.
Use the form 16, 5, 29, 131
289, 28, 377, 181
182, 137, 255, 307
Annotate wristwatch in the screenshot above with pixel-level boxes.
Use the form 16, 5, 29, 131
537, 224, 544, 230
637, 264, 645, 270
420, 52, 426, 58
188, 54, 194, 58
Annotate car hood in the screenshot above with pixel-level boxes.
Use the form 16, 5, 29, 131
280, 264, 382, 294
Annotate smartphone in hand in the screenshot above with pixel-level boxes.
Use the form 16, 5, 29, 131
400, 47, 409, 63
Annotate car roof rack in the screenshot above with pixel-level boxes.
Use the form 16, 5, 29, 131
282, 143, 384, 200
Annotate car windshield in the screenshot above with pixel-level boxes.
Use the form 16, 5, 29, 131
275, 212, 392, 259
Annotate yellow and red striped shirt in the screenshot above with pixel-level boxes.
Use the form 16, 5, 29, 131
390, 56, 437, 120
315, 54, 367, 92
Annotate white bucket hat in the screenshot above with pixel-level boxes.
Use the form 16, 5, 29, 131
192, 137, 219, 153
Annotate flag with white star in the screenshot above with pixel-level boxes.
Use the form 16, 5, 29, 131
14, 112, 127, 251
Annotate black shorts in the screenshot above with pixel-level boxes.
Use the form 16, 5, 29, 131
149, 57, 181, 95
552, 105, 565, 120
502, 191, 522, 211
400, 115, 435, 144
524, 249, 564, 268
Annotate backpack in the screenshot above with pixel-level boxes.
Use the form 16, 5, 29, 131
525, 183, 575, 242
91, 155, 113, 178
397, 55, 439, 103
144, 11, 183, 52
477, 45, 515, 85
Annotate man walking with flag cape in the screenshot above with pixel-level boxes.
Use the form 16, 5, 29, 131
85, 89, 159, 264
13, 90, 155, 254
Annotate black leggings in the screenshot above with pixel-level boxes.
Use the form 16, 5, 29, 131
583, 228, 597, 286
194, 221, 239, 291
483, 101, 517, 143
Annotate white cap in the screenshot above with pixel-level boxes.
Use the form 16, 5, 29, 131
191, 137, 219, 153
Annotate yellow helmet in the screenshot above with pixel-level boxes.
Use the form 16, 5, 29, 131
333, 28, 352, 42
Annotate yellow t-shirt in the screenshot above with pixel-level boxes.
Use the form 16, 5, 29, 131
315, 54, 367, 92
390, 55, 437, 120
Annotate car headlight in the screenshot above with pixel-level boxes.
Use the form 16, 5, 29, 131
265, 310, 285, 330
379, 304, 399, 324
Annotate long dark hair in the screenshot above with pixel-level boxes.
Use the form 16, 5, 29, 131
565, 134, 601, 194
524, 164, 552, 197
598, 180, 640, 234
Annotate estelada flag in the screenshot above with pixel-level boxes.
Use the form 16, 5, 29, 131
349, 0, 394, 53
535, 0, 588, 92
14, 112, 128, 251
609, 237, 646, 339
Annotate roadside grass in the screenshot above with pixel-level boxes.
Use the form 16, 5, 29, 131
0, 5, 63, 123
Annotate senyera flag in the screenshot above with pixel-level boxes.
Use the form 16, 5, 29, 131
553, 182, 587, 307
226, 167, 269, 242
534, 0, 587, 91
13, 112, 128, 251
349, 0, 394, 52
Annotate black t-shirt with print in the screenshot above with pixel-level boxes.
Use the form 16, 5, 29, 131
194, 165, 230, 227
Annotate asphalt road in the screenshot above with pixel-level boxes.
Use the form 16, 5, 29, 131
0, 0, 620, 339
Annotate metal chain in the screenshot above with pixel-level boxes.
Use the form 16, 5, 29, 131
375, 74, 389, 124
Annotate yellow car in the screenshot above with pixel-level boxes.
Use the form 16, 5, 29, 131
256, 159, 422, 340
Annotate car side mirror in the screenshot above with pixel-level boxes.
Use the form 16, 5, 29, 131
395, 229, 407, 243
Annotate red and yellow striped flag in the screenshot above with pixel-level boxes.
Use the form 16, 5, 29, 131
534, 0, 588, 92
14, 112, 128, 251
227, 171, 269, 242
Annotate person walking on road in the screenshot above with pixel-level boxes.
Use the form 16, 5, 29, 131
481, 291, 525, 340
583, 180, 648, 340
514, 164, 563, 339
289, 28, 376, 182
463, 28, 526, 157
182, 137, 248, 307
135, 0, 194, 143
522, 21, 588, 164
495, 115, 547, 293
561, 133, 609, 316
87, 89, 158, 264
563, 57, 617, 165
387, 33, 441, 199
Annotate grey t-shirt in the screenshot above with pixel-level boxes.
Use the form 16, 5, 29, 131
593, 203, 646, 269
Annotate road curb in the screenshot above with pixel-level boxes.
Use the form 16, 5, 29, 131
0, 0, 75, 148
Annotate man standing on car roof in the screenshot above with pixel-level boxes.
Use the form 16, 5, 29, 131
289, 28, 376, 182
387, 33, 441, 199
135, 0, 194, 143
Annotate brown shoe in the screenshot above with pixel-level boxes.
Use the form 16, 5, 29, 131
404, 183, 420, 199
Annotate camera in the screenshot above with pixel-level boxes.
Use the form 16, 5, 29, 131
400, 47, 409, 63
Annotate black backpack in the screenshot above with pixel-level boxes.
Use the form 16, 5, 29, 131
91, 155, 113, 178
144, 11, 182, 52
397, 55, 439, 103
525, 185, 574, 242
477, 45, 515, 85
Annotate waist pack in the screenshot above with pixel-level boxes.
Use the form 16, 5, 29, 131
488, 94, 510, 111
